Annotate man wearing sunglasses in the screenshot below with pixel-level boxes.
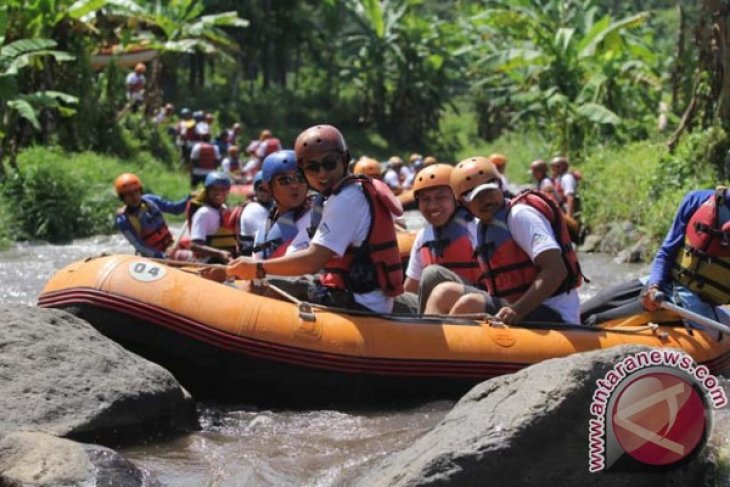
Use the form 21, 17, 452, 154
424, 157, 583, 325
227, 124, 412, 313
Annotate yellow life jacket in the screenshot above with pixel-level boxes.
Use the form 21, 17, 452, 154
672, 187, 730, 305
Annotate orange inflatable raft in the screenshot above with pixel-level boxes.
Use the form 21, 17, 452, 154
38, 255, 730, 404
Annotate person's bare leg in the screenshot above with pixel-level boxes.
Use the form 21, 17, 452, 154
450, 293, 488, 315
424, 282, 464, 314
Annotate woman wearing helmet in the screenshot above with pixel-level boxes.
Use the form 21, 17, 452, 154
404, 164, 484, 313
189, 171, 236, 264
251, 150, 311, 260
227, 124, 415, 314
424, 157, 582, 325
114, 173, 193, 261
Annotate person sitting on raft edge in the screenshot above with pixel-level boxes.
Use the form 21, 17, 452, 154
114, 173, 194, 262
642, 186, 730, 332
423, 156, 585, 325
224, 124, 417, 314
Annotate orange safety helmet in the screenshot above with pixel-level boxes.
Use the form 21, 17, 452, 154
114, 173, 142, 195
423, 156, 438, 167
409, 153, 422, 164
488, 153, 508, 170
259, 129, 272, 141
134, 63, 146, 74
228, 145, 240, 156
412, 163, 453, 196
450, 157, 500, 202
353, 157, 382, 178
294, 124, 348, 166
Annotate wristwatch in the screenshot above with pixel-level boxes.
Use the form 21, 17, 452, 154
256, 262, 266, 279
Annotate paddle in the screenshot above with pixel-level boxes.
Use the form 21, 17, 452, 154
166, 221, 189, 257
655, 292, 730, 336
149, 257, 303, 307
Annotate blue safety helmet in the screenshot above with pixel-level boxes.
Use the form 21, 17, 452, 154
180, 107, 191, 119
193, 110, 204, 122
261, 150, 298, 184
204, 171, 232, 190
252, 171, 264, 189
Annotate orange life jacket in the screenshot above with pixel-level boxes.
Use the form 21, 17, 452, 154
672, 187, 730, 304
317, 176, 405, 297
419, 207, 483, 286
475, 190, 584, 303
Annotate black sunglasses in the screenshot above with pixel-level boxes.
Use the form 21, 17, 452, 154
273, 173, 306, 186
303, 156, 340, 175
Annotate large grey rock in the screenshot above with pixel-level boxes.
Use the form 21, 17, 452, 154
354, 345, 728, 487
599, 221, 637, 254
0, 304, 196, 442
0, 431, 159, 486
578, 234, 602, 253
615, 236, 649, 263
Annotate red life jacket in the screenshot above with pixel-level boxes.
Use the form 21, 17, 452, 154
318, 176, 405, 297
119, 197, 173, 252
553, 171, 581, 206
419, 207, 484, 286
195, 143, 217, 170
672, 187, 730, 304
259, 138, 282, 158
475, 190, 584, 303
127, 74, 144, 93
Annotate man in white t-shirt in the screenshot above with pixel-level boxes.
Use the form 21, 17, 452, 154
529, 159, 559, 201
226, 125, 413, 314
382, 156, 405, 195
190, 172, 237, 264
238, 172, 274, 256
550, 156, 579, 218
424, 157, 582, 325
125, 63, 146, 111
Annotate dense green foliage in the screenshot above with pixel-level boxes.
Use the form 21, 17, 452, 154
0, 147, 187, 244
0, 0, 727, 251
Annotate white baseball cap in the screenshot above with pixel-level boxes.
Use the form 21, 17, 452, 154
463, 181, 501, 203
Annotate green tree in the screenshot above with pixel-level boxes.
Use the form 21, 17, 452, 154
0, 33, 76, 176
463, 0, 658, 154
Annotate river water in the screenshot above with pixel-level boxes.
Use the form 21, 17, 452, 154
0, 225, 657, 486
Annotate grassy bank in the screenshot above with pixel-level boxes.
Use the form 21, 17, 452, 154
0, 146, 189, 247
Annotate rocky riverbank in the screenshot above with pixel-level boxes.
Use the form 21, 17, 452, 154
579, 220, 650, 264
1, 305, 728, 486
0, 304, 196, 485
351, 346, 730, 487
